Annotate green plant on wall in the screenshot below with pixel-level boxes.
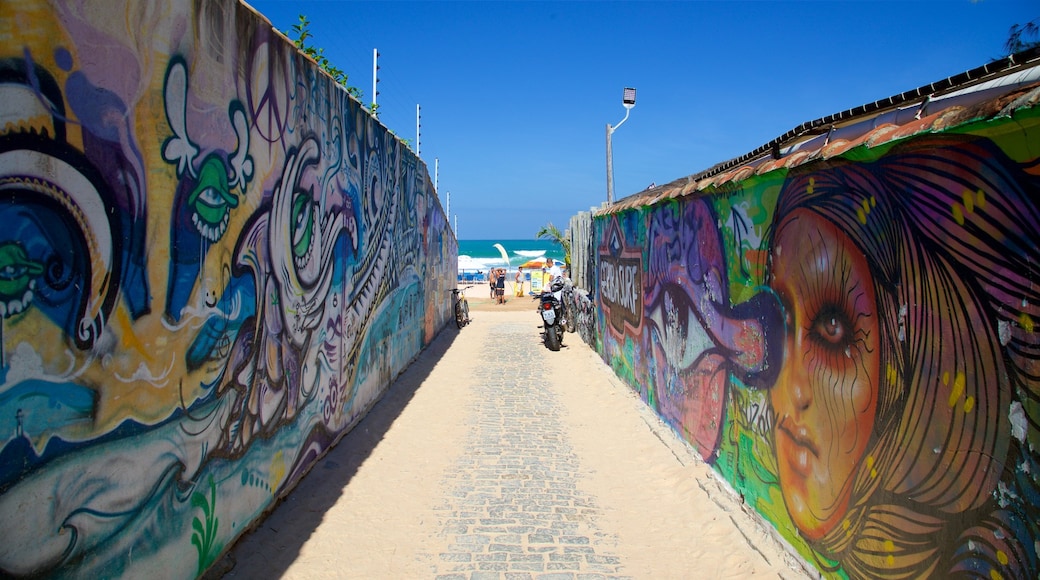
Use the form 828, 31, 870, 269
191, 475, 223, 575
288, 15, 364, 101
387, 129, 413, 150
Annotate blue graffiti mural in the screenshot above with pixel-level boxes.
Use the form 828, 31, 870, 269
0, 3, 455, 577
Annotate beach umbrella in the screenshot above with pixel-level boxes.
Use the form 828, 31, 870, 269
519, 257, 549, 270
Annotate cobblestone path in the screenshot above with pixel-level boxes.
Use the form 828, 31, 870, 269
431, 323, 627, 580
215, 309, 809, 580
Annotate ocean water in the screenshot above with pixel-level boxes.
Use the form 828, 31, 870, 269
457, 239, 566, 273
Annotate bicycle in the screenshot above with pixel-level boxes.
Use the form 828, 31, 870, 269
451, 285, 474, 329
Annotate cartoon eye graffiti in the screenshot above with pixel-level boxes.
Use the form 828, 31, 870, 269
646, 284, 715, 373
291, 188, 315, 268
0, 241, 44, 317
188, 155, 239, 242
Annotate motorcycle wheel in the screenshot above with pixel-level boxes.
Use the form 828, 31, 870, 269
455, 302, 465, 329
544, 323, 562, 351
564, 304, 577, 333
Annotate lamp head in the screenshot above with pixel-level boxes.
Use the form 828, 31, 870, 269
622, 87, 636, 109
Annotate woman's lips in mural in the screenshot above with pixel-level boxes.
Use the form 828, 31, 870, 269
778, 417, 819, 476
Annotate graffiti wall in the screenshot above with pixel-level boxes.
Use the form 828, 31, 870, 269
595, 104, 1040, 577
0, 1, 455, 577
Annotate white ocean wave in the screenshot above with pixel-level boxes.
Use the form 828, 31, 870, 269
458, 255, 499, 271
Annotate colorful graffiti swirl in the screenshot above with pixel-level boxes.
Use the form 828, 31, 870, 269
0, 2, 454, 577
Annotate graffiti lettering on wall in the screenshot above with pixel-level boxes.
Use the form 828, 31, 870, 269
0, 2, 453, 577
596, 125, 1040, 578
598, 220, 643, 335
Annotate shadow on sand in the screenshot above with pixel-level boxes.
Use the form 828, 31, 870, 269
204, 323, 461, 579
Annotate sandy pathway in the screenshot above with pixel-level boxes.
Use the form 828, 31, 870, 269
215, 298, 811, 579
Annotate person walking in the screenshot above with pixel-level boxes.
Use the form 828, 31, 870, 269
515, 267, 525, 297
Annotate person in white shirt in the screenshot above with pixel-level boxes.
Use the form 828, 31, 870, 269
546, 258, 563, 281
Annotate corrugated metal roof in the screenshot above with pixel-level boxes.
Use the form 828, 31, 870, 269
600, 47, 1040, 216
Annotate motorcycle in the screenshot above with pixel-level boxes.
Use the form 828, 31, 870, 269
539, 276, 568, 351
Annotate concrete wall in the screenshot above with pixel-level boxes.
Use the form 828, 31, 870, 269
592, 104, 1040, 577
0, 1, 455, 577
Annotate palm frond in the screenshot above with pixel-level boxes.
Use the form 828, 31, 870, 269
536, 222, 572, 267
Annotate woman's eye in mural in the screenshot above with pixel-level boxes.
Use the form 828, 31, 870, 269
188, 155, 239, 242
807, 305, 853, 353
291, 189, 315, 266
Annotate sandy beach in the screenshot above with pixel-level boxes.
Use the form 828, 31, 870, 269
459, 281, 545, 313
214, 297, 811, 579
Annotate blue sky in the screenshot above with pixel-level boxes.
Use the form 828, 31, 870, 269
247, 0, 1037, 240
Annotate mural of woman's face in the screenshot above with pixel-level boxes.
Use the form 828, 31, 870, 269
769, 208, 880, 541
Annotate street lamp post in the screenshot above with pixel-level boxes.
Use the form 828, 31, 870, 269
606, 87, 636, 205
